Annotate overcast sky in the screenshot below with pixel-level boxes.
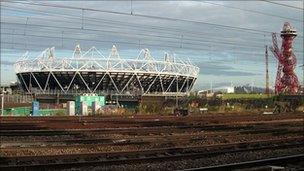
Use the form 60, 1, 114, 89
1, 1, 303, 90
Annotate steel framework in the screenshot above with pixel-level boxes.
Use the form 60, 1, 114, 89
270, 22, 299, 94
14, 45, 199, 96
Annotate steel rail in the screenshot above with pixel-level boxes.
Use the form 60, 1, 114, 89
0, 137, 303, 169
0, 124, 300, 136
0, 116, 302, 125
1, 120, 303, 136
181, 154, 304, 171
0, 129, 302, 150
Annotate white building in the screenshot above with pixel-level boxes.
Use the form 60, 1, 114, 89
198, 86, 235, 95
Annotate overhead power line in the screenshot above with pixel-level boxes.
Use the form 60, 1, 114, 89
262, 0, 304, 10
2, 31, 302, 55
1, 20, 302, 53
0, 25, 266, 51
4, 43, 277, 67
0, 29, 265, 50
1, 5, 271, 42
202, 1, 303, 22
1, 41, 268, 57
1, 1, 302, 56
4, 1, 283, 35
0, 19, 268, 48
3, 8, 262, 42
2, 3, 303, 41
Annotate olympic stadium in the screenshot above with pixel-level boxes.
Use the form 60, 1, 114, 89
14, 45, 199, 97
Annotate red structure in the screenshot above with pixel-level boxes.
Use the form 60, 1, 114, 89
270, 22, 299, 94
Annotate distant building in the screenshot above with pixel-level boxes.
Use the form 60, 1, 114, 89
1, 85, 12, 94
198, 86, 235, 94
234, 85, 273, 94
226, 87, 235, 93
0, 82, 21, 94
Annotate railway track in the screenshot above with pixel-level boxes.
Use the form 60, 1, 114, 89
1, 114, 302, 170
1, 121, 302, 136
1, 137, 303, 170
182, 154, 304, 171
1, 127, 302, 149
1, 115, 302, 130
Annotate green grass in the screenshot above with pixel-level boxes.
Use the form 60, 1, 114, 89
222, 93, 273, 100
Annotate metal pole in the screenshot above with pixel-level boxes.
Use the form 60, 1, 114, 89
1, 88, 4, 116
81, 9, 84, 29
180, 35, 183, 48
130, 0, 133, 15
265, 45, 270, 95
175, 95, 178, 108
61, 31, 64, 48
176, 76, 179, 108
210, 82, 213, 93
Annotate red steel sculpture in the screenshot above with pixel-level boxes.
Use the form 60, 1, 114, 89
270, 22, 299, 94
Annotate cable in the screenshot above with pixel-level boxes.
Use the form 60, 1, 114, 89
202, 1, 303, 22
1, 32, 267, 55
1, 2, 302, 56
4, 37, 301, 56
0, 16, 266, 46
1, 22, 269, 49
3, 1, 286, 35
2, 22, 302, 53
2, 44, 280, 68
3, 21, 301, 52
262, 0, 304, 10
1, 41, 287, 66
1, 40, 268, 57
1, 3, 302, 42
1, 4, 272, 41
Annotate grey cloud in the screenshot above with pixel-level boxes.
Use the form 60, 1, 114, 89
212, 82, 235, 88
194, 81, 235, 90
1, 60, 14, 66
197, 61, 257, 76
1, 1, 303, 85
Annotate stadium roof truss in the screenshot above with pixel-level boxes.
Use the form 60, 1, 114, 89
14, 45, 199, 96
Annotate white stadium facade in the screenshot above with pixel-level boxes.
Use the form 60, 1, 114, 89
14, 45, 199, 97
